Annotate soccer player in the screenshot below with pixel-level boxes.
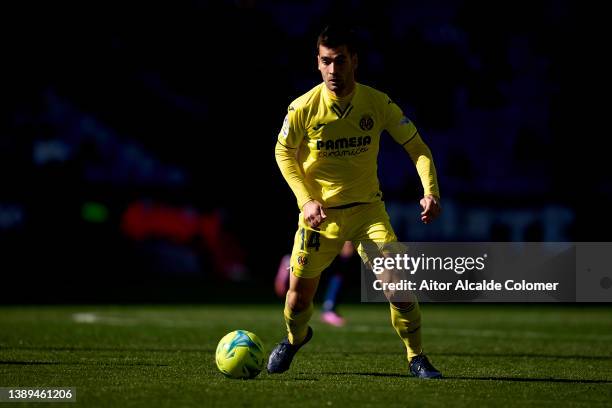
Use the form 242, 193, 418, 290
269, 25, 442, 378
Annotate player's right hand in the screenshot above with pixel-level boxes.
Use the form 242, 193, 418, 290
302, 200, 327, 228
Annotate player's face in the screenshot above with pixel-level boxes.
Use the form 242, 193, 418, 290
318, 45, 357, 97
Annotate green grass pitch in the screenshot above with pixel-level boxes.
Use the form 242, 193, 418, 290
1, 304, 611, 407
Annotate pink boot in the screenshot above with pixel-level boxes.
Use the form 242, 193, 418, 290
321, 311, 346, 327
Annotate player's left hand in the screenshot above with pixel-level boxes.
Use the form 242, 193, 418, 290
420, 195, 441, 224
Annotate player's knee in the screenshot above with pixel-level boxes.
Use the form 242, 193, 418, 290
390, 301, 413, 309
286, 289, 311, 312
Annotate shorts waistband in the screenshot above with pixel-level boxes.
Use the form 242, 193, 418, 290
327, 202, 368, 210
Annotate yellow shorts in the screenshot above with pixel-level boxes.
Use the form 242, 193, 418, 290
290, 200, 403, 279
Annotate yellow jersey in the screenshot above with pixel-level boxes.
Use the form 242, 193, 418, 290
276, 82, 439, 209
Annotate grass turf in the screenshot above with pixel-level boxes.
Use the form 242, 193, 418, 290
0, 304, 611, 407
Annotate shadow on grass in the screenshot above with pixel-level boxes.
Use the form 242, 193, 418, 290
435, 352, 612, 361
328, 372, 612, 384
7, 348, 608, 362
306, 350, 612, 361
0, 360, 168, 367
259, 376, 320, 381
1, 346, 213, 353
443, 376, 612, 384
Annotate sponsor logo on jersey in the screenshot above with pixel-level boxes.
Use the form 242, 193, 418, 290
316, 136, 372, 150
297, 255, 308, 266
312, 123, 327, 131
360, 114, 374, 131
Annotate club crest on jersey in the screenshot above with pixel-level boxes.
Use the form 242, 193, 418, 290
360, 114, 374, 131
297, 255, 308, 266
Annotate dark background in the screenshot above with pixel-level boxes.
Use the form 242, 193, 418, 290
1, 0, 605, 303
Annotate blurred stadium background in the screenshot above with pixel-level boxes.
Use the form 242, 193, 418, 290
1, 0, 602, 304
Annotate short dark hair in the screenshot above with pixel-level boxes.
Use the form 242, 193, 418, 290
317, 25, 358, 55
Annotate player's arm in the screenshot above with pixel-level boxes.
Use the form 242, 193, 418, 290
275, 142, 312, 209
275, 107, 327, 227
402, 134, 441, 223
385, 100, 441, 223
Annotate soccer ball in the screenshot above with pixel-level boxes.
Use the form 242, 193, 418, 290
215, 330, 266, 379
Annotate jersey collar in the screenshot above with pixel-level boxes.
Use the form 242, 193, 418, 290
322, 83, 359, 118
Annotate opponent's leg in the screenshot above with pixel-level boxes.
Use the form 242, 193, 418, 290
321, 241, 353, 327
274, 254, 291, 298
321, 273, 345, 326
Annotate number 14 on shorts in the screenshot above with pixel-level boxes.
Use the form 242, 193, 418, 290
300, 228, 321, 251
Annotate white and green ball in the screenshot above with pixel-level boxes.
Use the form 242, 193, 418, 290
215, 330, 265, 379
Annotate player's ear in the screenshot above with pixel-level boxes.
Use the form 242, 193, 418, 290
352, 53, 358, 70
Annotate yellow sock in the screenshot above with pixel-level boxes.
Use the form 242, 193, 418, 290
390, 302, 422, 361
284, 300, 313, 345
